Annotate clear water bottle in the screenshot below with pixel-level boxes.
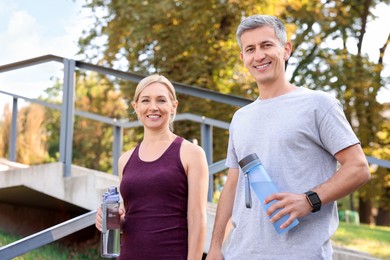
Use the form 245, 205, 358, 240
239, 153, 299, 234
101, 187, 121, 258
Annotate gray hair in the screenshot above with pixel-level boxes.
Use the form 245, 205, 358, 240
236, 15, 287, 49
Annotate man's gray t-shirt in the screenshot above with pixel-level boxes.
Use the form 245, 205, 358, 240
224, 87, 359, 260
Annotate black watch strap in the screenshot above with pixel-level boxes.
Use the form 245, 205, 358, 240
305, 191, 322, 212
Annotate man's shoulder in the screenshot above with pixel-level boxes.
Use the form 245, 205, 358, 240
300, 87, 336, 99
233, 99, 258, 115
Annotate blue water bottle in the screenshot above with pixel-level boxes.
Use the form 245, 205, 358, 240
239, 153, 299, 234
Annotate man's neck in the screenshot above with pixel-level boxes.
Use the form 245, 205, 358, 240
257, 80, 296, 100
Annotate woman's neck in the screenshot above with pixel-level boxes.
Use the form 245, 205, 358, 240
142, 128, 176, 144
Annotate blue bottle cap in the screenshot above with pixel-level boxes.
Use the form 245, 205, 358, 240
102, 187, 120, 203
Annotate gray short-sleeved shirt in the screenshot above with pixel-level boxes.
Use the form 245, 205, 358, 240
224, 87, 359, 260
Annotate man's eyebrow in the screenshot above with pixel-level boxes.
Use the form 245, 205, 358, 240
244, 40, 273, 48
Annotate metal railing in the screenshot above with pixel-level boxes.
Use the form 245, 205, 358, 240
0, 54, 251, 202
2, 55, 390, 197
0, 210, 97, 260
1, 55, 390, 259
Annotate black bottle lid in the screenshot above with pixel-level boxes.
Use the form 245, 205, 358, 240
238, 153, 259, 168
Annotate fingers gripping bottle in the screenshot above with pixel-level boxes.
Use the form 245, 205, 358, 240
239, 153, 299, 234
101, 187, 121, 258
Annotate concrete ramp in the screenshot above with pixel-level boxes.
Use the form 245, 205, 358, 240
0, 161, 119, 211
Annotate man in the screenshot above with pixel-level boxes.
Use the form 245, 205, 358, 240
206, 15, 370, 260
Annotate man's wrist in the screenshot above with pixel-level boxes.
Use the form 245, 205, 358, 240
305, 191, 322, 212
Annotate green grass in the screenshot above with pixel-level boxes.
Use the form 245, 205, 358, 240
1, 223, 390, 259
332, 222, 390, 259
0, 230, 102, 259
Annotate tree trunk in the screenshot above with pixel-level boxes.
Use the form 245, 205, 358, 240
358, 197, 372, 224
376, 207, 390, 226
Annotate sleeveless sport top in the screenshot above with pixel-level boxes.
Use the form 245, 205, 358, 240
119, 136, 188, 260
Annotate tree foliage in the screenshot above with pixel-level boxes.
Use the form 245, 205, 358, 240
0, 103, 50, 164
42, 73, 130, 173
77, 0, 390, 224
1, 0, 389, 224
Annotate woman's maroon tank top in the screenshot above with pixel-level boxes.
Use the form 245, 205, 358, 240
119, 136, 188, 260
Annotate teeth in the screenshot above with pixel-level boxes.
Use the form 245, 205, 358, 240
255, 63, 269, 69
147, 115, 160, 118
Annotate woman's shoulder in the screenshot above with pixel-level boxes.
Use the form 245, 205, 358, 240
179, 138, 208, 175
118, 148, 136, 179
119, 148, 136, 166
179, 138, 206, 161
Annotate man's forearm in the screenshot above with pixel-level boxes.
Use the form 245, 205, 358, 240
209, 179, 236, 251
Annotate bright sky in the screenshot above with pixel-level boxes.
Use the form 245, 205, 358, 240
0, 0, 87, 112
0, 0, 389, 114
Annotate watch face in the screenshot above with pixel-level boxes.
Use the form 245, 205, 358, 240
309, 193, 321, 205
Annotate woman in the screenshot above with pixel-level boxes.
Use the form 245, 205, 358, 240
96, 74, 209, 259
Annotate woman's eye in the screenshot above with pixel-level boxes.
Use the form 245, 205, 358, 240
141, 99, 149, 103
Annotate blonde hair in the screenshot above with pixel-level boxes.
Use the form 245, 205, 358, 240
133, 74, 178, 131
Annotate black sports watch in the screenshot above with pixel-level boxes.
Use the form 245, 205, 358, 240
305, 191, 322, 212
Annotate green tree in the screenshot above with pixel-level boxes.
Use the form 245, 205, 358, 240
282, 0, 390, 224
43, 73, 130, 173
78, 0, 390, 223
0, 104, 11, 158
364, 115, 390, 226
0, 103, 49, 164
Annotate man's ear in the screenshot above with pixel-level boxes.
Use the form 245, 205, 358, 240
284, 42, 292, 60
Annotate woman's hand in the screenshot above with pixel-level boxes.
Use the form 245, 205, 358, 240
96, 207, 125, 232
95, 207, 103, 231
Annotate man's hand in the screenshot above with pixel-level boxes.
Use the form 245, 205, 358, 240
205, 248, 224, 260
265, 192, 312, 229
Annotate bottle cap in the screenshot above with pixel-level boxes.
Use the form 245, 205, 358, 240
102, 187, 120, 203
239, 153, 260, 168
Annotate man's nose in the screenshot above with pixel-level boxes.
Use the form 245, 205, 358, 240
254, 48, 266, 60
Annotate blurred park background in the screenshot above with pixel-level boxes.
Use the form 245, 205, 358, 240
1, 0, 390, 258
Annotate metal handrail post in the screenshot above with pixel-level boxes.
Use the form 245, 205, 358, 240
201, 120, 214, 202
113, 123, 123, 176
61, 58, 76, 177
9, 97, 18, 161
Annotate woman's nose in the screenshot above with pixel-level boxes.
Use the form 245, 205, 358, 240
148, 101, 158, 110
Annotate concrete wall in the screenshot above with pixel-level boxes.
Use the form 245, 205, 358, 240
0, 162, 119, 211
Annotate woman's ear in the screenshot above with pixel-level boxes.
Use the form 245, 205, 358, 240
172, 100, 178, 113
